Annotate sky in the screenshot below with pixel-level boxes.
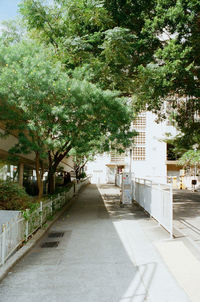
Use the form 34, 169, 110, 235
0, 0, 21, 22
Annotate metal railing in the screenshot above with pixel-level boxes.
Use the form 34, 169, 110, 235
0, 177, 90, 266
132, 178, 173, 237
115, 174, 173, 236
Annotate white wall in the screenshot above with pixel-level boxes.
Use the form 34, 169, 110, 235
132, 112, 167, 183
86, 112, 180, 184
86, 153, 111, 184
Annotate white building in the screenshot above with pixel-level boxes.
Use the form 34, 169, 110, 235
86, 111, 180, 184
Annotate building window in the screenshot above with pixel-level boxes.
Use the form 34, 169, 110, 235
134, 132, 146, 145
110, 150, 125, 162
133, 147, 146, 161
133, 113, 146, 129
133, 113, 146, 160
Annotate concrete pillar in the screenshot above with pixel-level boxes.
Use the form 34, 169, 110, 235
18, 162, 24, 186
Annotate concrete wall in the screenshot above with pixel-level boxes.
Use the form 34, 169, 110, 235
134, 112, 167, 182
86, 154, 110, 184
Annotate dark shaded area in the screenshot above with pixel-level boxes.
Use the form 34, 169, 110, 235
41, 241, 59, 248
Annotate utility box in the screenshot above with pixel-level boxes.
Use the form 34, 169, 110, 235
121, 172, 132, 205
192, 179, 197, 185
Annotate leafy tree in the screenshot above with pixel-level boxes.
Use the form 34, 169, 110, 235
70, 136, 110, 179
19, 0, 200, 120
0, 41, 68, 196
19, 0, 159, 94
0, 19, 26, 46
132, 0, 200, 134
178, 149, 200, 171
0, 40, 134, 195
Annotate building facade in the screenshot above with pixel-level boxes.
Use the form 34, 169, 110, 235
86, 111, 180, 185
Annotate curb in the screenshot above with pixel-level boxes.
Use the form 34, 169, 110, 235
0, 184, 88, 282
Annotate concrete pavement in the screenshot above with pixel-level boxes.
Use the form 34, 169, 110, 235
173, 190, 200, 251
0, 184, 194, 302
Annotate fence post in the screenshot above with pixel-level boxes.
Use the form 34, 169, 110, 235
40, 201, 43, 227
1, 224, 6, 265
25, 209, 29, 241
170, 183, 173, 239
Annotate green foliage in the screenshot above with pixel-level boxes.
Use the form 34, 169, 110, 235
137, 0, 199, 101
0, 19, 26, 46
0, 180, 33, 210
178, 150, 200, 168
131, 0, 200, 149
0, 39, 134, 173
53, 182, 74, 196
19, 0, 159, 94
79, 172, 87, 179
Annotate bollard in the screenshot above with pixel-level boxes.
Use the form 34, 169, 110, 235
179, 176, 183, 190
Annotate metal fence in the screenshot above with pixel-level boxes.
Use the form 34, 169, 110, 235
132, 178, 173, 237
0, 178, 90, 266
115, 175, 173, 236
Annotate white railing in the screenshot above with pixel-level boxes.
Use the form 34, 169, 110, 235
132, 178, 173, 237
0, 177, 90, 266
115, 173, 123, 187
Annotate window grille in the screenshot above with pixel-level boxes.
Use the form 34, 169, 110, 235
133, 113, 146, 129
134, 132, 146, 145
133, 147, 146, 161
110, 150, 125, 162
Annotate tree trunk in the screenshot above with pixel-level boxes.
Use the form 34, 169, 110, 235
47, 146, 72, 194
18, 162, 24, 187
75, 168, 79, 180
38, 180, 43, 199
48, 172, 55, 194
35, 152, 44, 199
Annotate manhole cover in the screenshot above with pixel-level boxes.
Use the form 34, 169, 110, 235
41, 241, 59, 248
48, 232, 64, 238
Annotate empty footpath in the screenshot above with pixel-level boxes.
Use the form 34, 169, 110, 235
0, 184, 198, 302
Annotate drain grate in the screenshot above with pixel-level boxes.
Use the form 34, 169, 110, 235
41, 241, 59, 248
48, 232, 64, 238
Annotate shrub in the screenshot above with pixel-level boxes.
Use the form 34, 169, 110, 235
0, 180, 33, 210
79, 172, 87, 179
52, 182, 74, 196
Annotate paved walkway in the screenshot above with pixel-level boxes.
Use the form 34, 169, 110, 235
0, 184, 195, 302
173, 190, 200, 250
